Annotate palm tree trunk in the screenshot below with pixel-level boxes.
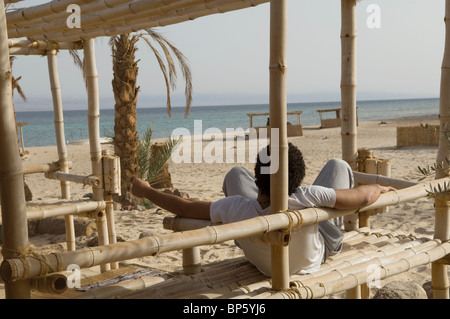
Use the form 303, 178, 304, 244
112, 34, 140, 203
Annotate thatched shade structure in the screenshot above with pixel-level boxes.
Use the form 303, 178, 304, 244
0, 0, 448, 300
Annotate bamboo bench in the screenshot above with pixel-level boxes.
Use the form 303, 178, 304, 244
247, 111, 303, 137
317, 108, 359, 129
1, 173, 449, 299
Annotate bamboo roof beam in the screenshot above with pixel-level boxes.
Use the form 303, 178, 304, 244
8, 39, 83, 50
8, 0, 267, 38
9, 0, 269, 42
2, 177, 448, 283
8, 0, 201, 33
6, 0, 132, 27
9, 47, 47, 55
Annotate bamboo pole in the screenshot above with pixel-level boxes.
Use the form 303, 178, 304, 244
4, 177, 448, 283
8, 39, 83, 50
29, 273, 67, 294
353, 171, 417, 189
47, 49, 76, 252
432, 195, 450, 299
45, 171, 100, 187
23, 161, 73, 175
0, 0, 31, 299
340, 0, 358, 169
103, 150, 120, 269
182, 247, 201, 274
83, 38, 110, 272
341, 0, 358, 234
268, 0, 289, 290
431, 1, 450, 299
437, 0, 450, 180
0, 200, 106, 225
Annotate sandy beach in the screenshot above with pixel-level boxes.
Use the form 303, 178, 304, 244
0, 114, 447, 299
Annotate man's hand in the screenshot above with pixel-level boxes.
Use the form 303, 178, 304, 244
334, 184, 396, 209
130, 177, 212, 220
380, 185, 396, 194
131, 178, 151, 199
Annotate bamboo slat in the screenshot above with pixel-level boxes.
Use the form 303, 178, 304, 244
268, 241, 450, 299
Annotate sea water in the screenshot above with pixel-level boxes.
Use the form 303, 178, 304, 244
15, 98, 439, 147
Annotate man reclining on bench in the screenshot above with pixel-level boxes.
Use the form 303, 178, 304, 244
131, 143, 395, 276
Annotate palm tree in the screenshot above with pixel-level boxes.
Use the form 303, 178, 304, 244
110, 30, 192, 204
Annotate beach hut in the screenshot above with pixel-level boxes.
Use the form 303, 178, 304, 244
0, 0, 449, 300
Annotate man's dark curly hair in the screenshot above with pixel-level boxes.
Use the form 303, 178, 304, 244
254, 143, 306, 196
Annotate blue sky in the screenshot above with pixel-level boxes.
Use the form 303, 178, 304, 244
10, 0, 446, 111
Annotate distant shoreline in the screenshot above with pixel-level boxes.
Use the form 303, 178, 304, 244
48, 113, 439, 147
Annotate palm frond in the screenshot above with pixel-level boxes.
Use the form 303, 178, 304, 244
140, 35, 173, 117
137, 125, 182, 185
145, 29, 193, 118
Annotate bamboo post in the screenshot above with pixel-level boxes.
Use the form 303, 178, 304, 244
103, 150, 121, 269
431, 0, 450, 299
432, 196, 450, 299
437, 0, 450, 179
269, 0, 289, 290
0, 0, 31, 299
48, 49, 75, 251
84, 38, 110, 272
341, 0, 359, 233
182, 247, 201, 274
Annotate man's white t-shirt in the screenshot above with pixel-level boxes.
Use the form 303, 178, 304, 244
210, 185, 336, 276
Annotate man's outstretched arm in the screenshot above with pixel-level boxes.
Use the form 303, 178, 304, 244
334, 184, 395, 209
132, 178, 211, 220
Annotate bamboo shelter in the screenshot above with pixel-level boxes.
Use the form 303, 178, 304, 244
0, 0, 449, 300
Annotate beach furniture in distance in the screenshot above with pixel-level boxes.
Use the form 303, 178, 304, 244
16, 121, 27, 156
247, 110, 303, 137
317, 107, 359, 129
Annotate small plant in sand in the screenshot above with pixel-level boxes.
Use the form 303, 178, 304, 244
138, 125, 182, 208
417, 123, 450, 197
